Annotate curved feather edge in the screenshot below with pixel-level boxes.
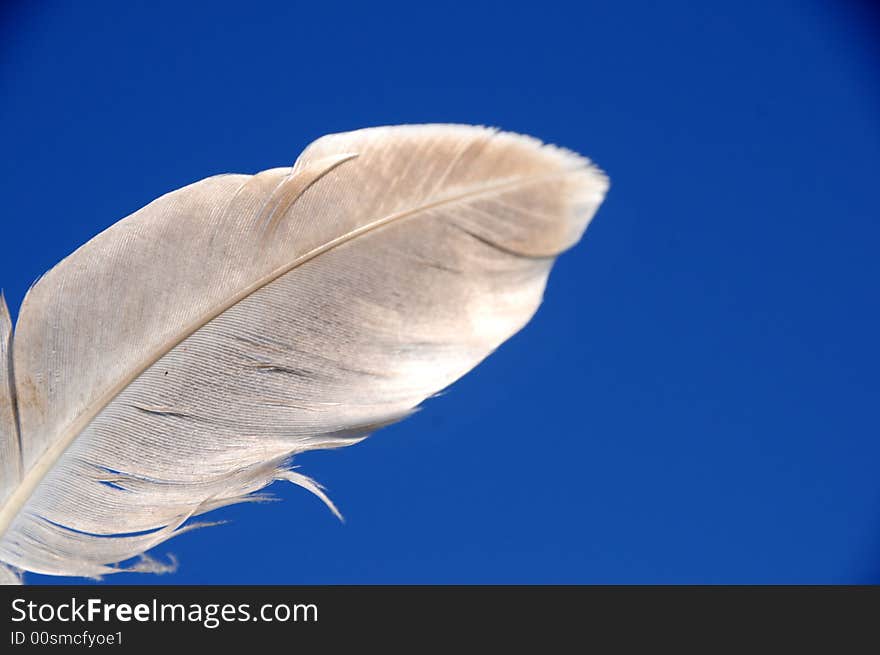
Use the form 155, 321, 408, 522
0, 124, 608, 579
0, 292, 21, 521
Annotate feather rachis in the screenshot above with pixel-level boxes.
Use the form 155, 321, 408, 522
0, 124, 608, 579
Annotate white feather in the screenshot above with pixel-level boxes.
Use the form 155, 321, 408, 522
0, 124, 608, 580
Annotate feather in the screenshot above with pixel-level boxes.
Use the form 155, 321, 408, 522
0, 296, 23, 584
0, 294, 19, 497
0, 124, 608, 580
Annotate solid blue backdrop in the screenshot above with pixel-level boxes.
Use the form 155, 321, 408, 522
1, 0, 878, 583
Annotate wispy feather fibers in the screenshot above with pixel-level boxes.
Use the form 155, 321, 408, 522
0, 125, 608, 583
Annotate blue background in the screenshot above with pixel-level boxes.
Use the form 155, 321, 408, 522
2, 0, 878, 584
